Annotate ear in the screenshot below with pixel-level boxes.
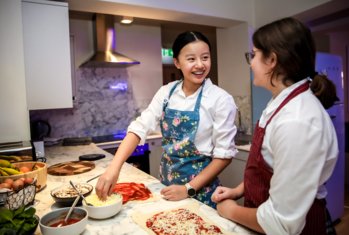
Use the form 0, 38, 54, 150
173, 58, 180, 69
267, 52, 277, 69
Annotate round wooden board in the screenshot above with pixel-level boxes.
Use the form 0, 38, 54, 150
47, 161, 95, 176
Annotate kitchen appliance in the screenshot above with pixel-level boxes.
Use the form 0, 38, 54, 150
0, 141, 35, 161
30, 120, 51, 159
92, 132, 150, 174
30, 120, 51, 141
316, 52, 345, 222
80, 14, 140, 67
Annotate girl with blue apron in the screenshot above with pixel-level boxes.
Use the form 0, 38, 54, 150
159, 80, 220, 208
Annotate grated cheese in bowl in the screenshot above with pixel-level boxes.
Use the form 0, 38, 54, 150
83, 193, 123, 219
85, 193, 122, 207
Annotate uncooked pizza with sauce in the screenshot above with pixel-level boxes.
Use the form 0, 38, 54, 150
132, 203, 238, 235
113, 182, 152, 204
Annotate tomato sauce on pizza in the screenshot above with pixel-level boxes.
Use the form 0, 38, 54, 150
146, 208, 223, 235
113, 182, 152, 204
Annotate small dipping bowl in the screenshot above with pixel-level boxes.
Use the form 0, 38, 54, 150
39, 207, 88, 235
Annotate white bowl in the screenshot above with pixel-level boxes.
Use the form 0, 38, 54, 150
39, 207, 88, 235
82, 193, 122, 219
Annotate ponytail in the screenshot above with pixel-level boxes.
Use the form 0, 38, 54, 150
310, 74, 339, 109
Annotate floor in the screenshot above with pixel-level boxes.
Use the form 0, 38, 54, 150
335, 186, 349, 235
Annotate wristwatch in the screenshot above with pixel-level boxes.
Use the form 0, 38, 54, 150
185, 183, 196, 197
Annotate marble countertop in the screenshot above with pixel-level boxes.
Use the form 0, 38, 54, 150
33, 143, 255, 234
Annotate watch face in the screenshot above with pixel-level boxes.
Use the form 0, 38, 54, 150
188, 188, 196, 197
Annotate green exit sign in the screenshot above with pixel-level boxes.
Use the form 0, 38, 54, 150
162, 48, 173, 57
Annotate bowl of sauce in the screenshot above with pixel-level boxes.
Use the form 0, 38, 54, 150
39, 207, 87, 235
49, 217, 81, 227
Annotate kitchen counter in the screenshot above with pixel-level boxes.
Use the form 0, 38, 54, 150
33, 143, 256, 234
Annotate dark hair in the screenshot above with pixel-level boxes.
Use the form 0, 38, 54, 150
252, 17, 338, 109
172, 31, 211, 59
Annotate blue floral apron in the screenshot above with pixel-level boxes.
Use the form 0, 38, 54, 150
159, 80, 220, 208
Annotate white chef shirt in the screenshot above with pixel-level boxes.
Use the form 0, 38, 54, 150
127, 79, 238, 159
256, 79, 339, 235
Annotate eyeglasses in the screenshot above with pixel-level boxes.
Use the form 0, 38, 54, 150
244, 51, 256, 65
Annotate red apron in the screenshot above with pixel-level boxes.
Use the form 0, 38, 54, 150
244, 82, 327, 235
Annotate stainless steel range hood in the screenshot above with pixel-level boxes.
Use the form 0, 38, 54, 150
81, 14, 140, 67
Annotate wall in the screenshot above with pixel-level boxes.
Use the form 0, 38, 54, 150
68, 0, 329, 28
217, 23, 252, 134
68, 0, 253, 27
0, 0, 31, 143
30, 17, 162, 138
254, 0, 329, 27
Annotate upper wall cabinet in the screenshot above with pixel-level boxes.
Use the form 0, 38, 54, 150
22, 0, 73, 110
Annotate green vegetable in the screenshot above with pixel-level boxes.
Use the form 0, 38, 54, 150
0, 206, 39, 235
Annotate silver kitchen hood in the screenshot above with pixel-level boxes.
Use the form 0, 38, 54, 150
81, 14, 140, 67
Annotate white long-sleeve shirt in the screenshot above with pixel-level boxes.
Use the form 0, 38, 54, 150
256, 79, 339, 235
127, 79, 238, 159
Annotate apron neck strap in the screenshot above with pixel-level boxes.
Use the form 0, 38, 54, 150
164, 79, 206, 111
266, 82, 309, 127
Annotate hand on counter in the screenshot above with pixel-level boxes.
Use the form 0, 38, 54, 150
160, 184, 187, 201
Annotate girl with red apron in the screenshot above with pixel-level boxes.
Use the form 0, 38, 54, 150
244, 82, 334, 235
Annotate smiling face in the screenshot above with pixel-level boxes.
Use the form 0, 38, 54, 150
173, 40, 211, 88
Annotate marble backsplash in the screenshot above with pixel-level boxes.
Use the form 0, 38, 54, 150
30, 67, 145, 139
233, 95, 252, 135
30, 67, 253, 139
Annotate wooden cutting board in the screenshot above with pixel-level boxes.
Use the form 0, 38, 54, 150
47, 161, 95, 176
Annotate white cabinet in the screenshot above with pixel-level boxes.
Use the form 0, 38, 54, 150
148, 138, 162, 179
22, 0, 73, 110
0, 0, 31, 143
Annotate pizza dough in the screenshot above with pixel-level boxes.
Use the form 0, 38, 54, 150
132, 202, 238, 235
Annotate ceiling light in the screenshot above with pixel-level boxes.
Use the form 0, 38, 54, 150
121, 16, 133, 24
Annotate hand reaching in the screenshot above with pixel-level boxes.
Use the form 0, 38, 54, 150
95, 167, 120, 200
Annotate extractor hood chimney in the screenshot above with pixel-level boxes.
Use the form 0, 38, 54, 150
81, 14, 140, 67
